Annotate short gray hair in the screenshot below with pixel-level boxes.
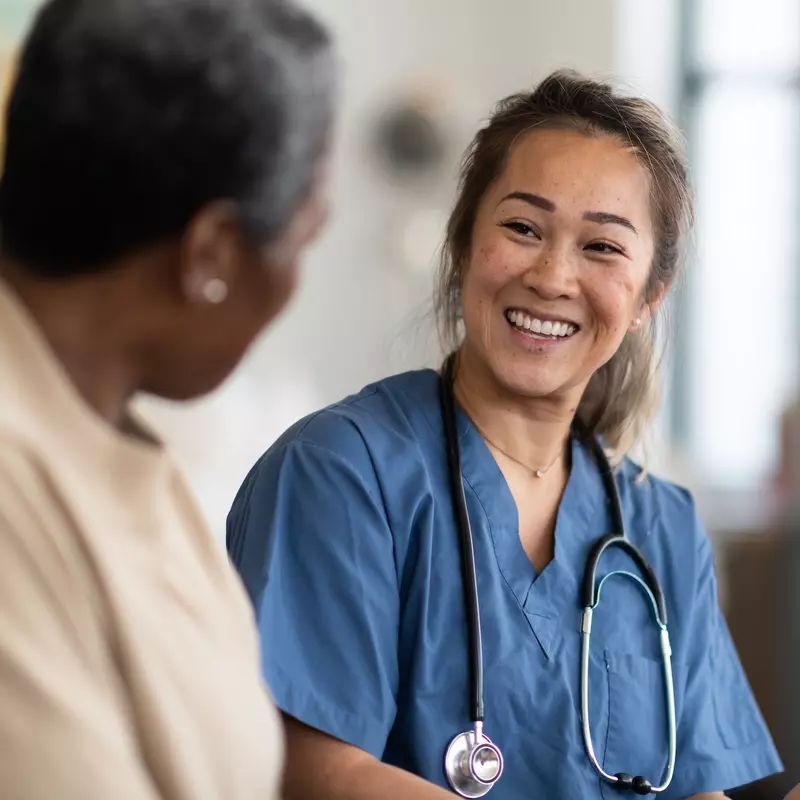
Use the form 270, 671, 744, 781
0, 0, 335, 276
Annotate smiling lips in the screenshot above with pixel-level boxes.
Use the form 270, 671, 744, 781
505, 309, 578, 339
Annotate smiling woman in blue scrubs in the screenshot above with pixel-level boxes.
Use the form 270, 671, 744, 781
227, 71, 782, 799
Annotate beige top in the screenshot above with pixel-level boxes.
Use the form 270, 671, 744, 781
0, 280, 283, 800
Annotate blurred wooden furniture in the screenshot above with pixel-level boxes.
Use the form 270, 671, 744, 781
722, 529, 800, 800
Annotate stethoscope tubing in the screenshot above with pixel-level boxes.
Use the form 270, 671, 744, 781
440, 354, 485, 723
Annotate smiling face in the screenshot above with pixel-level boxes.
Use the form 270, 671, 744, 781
458, 127, 658, 406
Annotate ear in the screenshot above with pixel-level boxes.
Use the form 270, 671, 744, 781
179, 201, 243, 306
631, 279, 670, 332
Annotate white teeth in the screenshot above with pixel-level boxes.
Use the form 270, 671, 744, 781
505, 310, 577, 339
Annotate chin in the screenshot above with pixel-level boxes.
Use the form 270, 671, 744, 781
487, 358, 575, 401
143, 364, 237, 404
499, 374, 561, 400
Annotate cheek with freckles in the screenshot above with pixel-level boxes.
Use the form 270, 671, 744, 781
461, 243, 506, 330
468, 239, 513, 293
586, 271, 642, 357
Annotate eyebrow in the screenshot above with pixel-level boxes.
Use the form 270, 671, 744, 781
499, 191, 555, 213
498, 191, 639, 236
583, 211, 639, 236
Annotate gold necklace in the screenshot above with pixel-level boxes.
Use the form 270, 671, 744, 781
452, 378, 565, 478
462, 413, 566, 478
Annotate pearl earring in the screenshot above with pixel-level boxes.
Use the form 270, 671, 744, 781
201, 278, 228, 304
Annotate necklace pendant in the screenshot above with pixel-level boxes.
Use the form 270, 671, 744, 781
534, 469, 544, 478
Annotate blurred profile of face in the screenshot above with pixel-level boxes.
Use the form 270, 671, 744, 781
144, 152, 333, 401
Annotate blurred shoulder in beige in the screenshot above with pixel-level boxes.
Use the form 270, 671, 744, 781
0, 0, 335, 797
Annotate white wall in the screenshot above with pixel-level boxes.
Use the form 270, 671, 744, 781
614, 0, 681, 115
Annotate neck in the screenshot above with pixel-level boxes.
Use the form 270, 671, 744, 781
452, 345, 582, 474
2, 259, 144, 426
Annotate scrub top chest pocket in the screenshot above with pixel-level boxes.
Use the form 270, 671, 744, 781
599, 650, 688, 799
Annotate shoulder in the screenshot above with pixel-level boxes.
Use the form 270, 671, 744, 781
0, 430, 77, 548
616, 458, 699, 525
293, 368, 440, 445
249, 368, 441, 476
614, 456, 711, 564
228, 369, 442, 537
0, 431, 102, 607
611, 459, 722, 648
0, 431, 55, 527
227, 372, 443, 577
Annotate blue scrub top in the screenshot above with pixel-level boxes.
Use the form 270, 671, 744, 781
228, 369, 782, 799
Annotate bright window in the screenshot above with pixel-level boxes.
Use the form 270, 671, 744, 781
679, 0, 799, 489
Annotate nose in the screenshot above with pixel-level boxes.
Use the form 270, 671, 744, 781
521, 244, 579, 301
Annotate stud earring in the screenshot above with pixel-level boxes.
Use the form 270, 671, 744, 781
631, 317, 643, 331
201, 278, 228, 304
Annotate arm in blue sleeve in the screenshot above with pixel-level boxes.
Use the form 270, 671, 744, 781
228, 437, 399, 760
665, 516, 782, 798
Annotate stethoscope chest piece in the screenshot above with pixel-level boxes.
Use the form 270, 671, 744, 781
444, 725, 504, 798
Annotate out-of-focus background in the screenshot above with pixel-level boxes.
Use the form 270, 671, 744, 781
1, 1, 798, 796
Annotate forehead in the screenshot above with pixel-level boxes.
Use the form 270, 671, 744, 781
491, 128, 652, 222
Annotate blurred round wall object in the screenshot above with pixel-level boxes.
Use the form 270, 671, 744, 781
372, 78, 451, 180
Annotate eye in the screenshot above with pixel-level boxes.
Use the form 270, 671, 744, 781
585, 241, 624, 256
501, 220, 540, 238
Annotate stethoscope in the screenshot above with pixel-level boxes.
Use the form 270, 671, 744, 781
439, 354, 676, 797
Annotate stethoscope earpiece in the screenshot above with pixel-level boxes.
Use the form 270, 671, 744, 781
615, 773, 654, 796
